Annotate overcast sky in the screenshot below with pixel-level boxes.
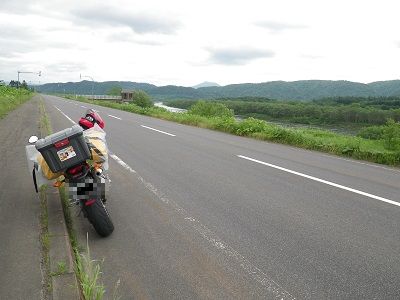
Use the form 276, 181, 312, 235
1, 0, 399, 86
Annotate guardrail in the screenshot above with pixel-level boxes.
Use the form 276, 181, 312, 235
77, 95, 122, 100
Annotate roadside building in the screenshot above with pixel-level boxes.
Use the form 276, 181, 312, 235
121, 89, 135, 102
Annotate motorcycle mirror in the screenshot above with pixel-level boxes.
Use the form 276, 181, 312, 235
28, 135, 39, 144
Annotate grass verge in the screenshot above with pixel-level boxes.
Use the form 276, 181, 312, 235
38, 98, 52, 298
59, 187, 106, 300
0, 86, 33, 119
65, 95, 400, 166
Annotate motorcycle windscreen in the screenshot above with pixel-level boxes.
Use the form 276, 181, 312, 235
25, 145, 52, 188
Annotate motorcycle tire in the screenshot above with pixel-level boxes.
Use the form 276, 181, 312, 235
84, 199, 114, 237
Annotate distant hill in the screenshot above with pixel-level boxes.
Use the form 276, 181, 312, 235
36, 81, 156, 95
192, 81, 220, 89
36, 79, 400, 101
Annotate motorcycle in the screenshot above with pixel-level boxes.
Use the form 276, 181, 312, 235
26, 113, 114, 237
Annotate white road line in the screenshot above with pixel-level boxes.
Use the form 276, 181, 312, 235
109, 153, 136, 174
108, 114, 122, 120
141, 125, 176, 137
54, 106, 76, 124
238, 155, 400, 208
321, 154, 400, 173
109, 153, 293, 299
81, 105, 87, 108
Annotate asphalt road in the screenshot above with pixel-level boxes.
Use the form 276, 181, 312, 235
43, 95, 400, 299
0, 96, 43, 299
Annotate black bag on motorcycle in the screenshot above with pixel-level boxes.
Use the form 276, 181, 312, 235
35, 125, 91, 172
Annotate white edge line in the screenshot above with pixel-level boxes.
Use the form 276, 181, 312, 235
321, 154, 400, 173
141, 125, 176, 137
238, 155, 400, 208
108, 114, 122, 120
109, 152, 294, 299
109, 153, 136, 174
54, 106, 76, 124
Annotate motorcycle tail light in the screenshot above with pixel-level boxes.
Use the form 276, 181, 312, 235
68, 165, 83, 175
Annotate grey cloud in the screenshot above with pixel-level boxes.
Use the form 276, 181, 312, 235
0, 26, 40, 41
45, 62, 86, 73
207, 48, 274, 65
0, 0, 37, 14
0, 24, 74, 58
254, 21, 307, 32
72, 6, 181, 34
107, 32, 164, 46
0, 40, 39, 58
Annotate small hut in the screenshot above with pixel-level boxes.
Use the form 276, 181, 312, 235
121, 89, 135, 102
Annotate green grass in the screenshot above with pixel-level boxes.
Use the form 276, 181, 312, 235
78, 235, 106, 300
38, 100, 52, 295
59, 187, 106, 300
0, 86, 33, 119
64, 95, 400, 166
51, 261, 67, 276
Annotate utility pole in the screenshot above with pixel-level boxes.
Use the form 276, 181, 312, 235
80, 74, 94, 99
18, 70, 41, 88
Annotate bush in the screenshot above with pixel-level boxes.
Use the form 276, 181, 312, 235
189, 101, 234, 118
235, 117, 269, 135
383, 119, 400, 150
133, 90, 153, 108
357, 126, 385, 140
0, 86, 32, 119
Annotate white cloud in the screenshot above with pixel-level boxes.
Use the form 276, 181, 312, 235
1, 0, 400, 86
254, 21, 307, 33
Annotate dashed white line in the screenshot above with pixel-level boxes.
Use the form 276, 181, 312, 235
238, 154, 400, 207
54, 106, 76, 124
109, 153, 293, 299
81, 105, 87, 108
108, 114, 122, 120
141, 125, 176, 137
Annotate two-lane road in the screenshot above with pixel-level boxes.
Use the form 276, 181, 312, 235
43, 95, 400, 299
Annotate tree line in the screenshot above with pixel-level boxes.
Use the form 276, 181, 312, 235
168, 97, 400, 126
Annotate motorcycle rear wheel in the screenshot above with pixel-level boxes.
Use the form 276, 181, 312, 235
84, 199, 114, 237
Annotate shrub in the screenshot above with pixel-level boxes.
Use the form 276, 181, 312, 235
357, 126, 385, 140
189, 101, 234, 118
235, 117, 269, 136
0, 86, 32, 119
383, 119, 400, 150
133, 90, 153, 108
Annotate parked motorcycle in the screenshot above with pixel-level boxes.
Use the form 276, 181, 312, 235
26, 112, 114, 237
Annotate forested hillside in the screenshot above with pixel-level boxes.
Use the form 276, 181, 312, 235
37, 80, 400, 101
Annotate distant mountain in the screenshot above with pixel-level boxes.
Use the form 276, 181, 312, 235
36, 79, 400, 101
192, 81, 220, 89
36, 81, 156, 95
